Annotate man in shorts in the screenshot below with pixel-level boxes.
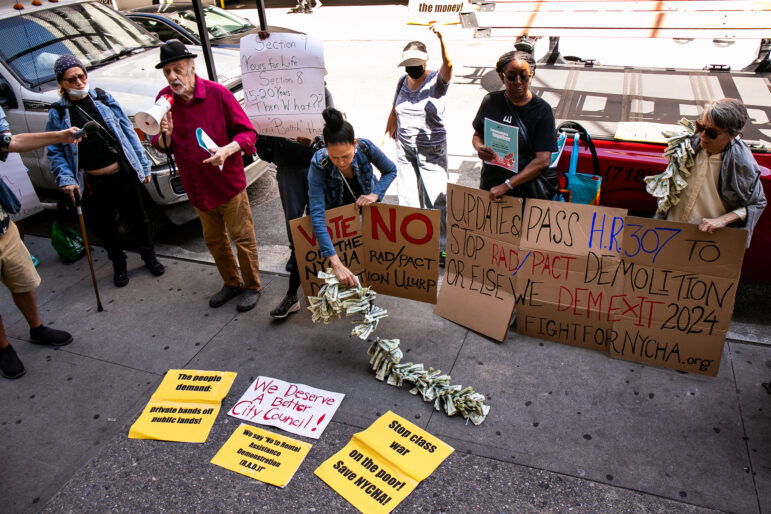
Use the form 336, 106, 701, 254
0, 115, 78, 379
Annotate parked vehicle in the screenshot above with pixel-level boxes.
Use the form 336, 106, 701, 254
124, 3, 297, 48
0, 0, 269, 223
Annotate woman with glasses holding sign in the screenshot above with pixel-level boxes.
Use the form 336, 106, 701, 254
472, 49, 558, 202
662, 98, 766, 241
308, 107, 397, 288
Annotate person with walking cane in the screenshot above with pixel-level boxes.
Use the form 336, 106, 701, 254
46, 55, 165, 289
0, 112, 78, 379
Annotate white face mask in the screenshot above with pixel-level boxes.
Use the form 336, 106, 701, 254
68, 84, 89, 100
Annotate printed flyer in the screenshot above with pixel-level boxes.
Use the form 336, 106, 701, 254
484, 117, 518, 172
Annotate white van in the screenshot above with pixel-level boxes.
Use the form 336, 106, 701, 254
0, 0, 267, 223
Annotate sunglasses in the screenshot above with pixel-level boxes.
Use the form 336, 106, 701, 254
503, 72, 531, 83
694, 120, 725, 139
62, 73, 86, 85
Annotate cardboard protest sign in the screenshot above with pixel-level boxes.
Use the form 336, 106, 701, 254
129, 370, 236, 443
228, 376, 344, 439
290, 203, 364, 300
434, 184, 523, 341
211, 424, 311, 487
362, 204, 440, 304
407, 0, 470, 25
315, 411, 453, 514
516, 199, 629, 353
240, 33, 326, 139
608, 216, 747, 376
1, 153, 42, 221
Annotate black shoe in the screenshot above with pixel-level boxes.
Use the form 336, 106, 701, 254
439, 251, 446, 268
113, 263, 128, 287
30, 325, 73, 347
0, 344, 25, 379
270, 294, 300, 319
209, 284, 244, 308
285, 258, 295, 273
237, 289, 262, 312
143, 254, 165, 277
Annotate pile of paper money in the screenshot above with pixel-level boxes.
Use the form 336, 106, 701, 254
643, 118, 696, 214
308, 269, 490, 425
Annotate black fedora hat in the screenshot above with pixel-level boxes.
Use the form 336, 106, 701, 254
155, 39, 197, 69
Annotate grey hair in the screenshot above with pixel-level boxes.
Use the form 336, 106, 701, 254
704, 98, 748, 136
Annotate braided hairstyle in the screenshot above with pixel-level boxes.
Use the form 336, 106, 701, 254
495, 50, 536, 75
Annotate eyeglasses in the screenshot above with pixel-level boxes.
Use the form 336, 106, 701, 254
62, 73, 86, 85
503, 72, 531, 83
694, 119, 725, 139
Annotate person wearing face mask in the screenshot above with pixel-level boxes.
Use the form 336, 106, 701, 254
46, 54, 165, 288
472, 50, 558, 202
384, 25, 451, 264
659, 98, 766, 241
309, 107, 397, 287
151, 40, 263, 313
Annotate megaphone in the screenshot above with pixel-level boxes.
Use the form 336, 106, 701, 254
135, 94, 174, 135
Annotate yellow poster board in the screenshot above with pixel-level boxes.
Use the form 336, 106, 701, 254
211, 424, 312, 487
129, 369, 236, 443
315, 411, 453, 513
150, 369, 236, 401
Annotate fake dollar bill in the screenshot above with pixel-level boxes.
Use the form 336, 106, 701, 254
308, 270, 490, 425
643, 118, 696, 214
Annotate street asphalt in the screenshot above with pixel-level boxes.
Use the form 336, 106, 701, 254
3, 4, 771, 514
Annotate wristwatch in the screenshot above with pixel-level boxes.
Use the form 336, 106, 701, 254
504, 178, 514, 190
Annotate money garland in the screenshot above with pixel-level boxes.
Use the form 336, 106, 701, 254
643, 118, 696, 214
307, 270, 490, 425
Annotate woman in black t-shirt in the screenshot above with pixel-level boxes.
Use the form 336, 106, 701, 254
472, 51, 558, 201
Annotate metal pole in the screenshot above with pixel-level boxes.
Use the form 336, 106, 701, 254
256, 0, 268, 31
191, 0, 217, 81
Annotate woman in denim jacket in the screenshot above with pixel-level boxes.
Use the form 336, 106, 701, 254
46, 55, 164, 287
308, 107, 398, 286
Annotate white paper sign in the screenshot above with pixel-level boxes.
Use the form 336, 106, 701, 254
1, 153, 42, 221
228, 376, 344, 439
407, 0, 470, 25
240, 33, 326, 139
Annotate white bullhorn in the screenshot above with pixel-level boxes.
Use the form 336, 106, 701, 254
135, 94, 174, 135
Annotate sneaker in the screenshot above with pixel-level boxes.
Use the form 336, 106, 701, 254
237, 289, 262, 312
439, 251, 446, 268
303, 6, 313, 13
30, 325, 73, 346
0, 344, 25, 379
288, 5, 303, 13
209, 284, 243, 308
113, 263, 128, 287
143, 254, 166, 277
270, 294, 300, 319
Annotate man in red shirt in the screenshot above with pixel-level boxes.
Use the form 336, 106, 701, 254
151, 41, 262, 312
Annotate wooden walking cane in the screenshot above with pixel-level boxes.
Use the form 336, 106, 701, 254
73, 189, 104, 312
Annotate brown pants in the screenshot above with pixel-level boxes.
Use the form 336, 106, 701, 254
195, 189, 261, 291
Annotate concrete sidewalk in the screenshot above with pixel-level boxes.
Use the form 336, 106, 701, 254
1, 233, 769, 513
